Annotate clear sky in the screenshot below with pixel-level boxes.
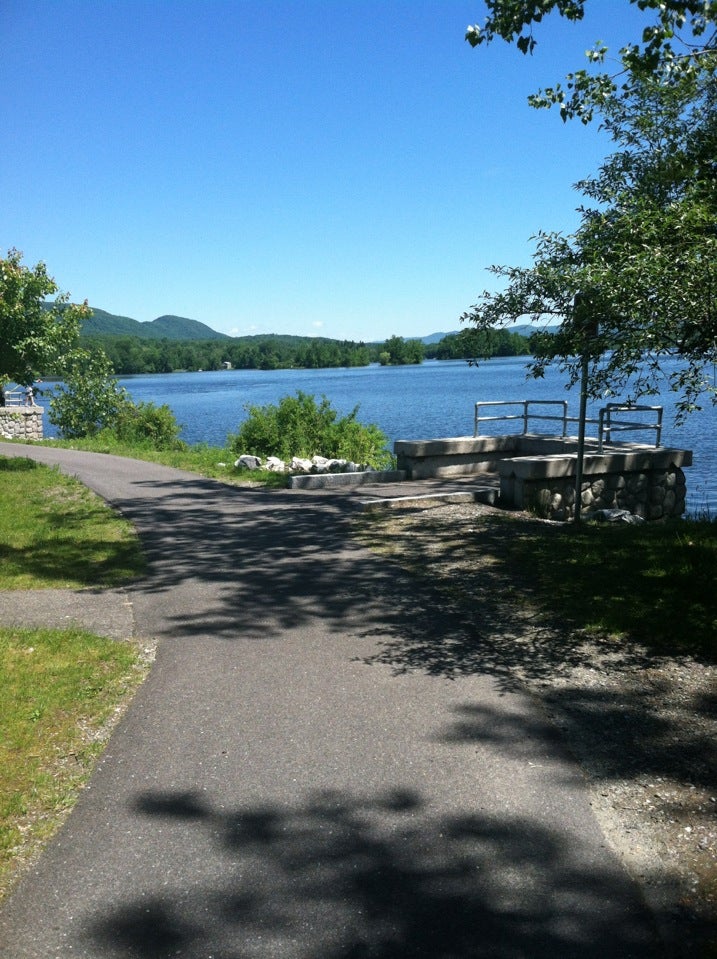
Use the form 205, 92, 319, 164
2, 1, 650, 341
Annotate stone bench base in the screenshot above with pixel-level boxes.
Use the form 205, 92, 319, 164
498, 446, 691, 521
394, 434, 692, 521
288, 469, 406, 489
395, 434, 603, 479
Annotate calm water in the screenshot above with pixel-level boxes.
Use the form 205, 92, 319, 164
44, 357, 717, 514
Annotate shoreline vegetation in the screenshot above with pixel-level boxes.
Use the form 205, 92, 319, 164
70, 327, 531, 377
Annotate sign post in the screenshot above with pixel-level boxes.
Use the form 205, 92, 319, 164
573, 296, 599, 525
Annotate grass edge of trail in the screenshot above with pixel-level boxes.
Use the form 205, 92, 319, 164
0, 625, 155, 902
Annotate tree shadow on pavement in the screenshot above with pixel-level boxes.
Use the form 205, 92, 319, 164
86, 786, 660, 959
101, 477, 717, 803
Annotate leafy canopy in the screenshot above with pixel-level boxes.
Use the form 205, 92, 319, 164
462, 2, 717, 420
466, 0, 717, 123
0, 249, 90, 385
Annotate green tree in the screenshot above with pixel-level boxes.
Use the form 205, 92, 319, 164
0, 249, 90, 385
433, 328, 531, 359
463, 4, 717, 419
380, 335, 425, 365
112, 400, 184, 450
466, 1, 716, 123
49, 347, 184, 447
464, 68, 716, 418
48, 350, 128, 438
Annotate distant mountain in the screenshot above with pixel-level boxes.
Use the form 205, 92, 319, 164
51, 303, 546, 345
508, 324, 536, 338
418, 327, 542, 344
420, 330, 459, 345
80, 307, 230, 341
424, 325, 557, 340
509, 324, 557, 338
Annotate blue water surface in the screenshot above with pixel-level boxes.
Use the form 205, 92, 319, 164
43, 357, 717, 514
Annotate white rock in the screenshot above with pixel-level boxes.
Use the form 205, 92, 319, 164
235, 455, 262, 470
265, 456, 286, 472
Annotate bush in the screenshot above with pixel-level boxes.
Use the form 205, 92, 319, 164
229, 392, 392, 469
49, 349, 184, 450
111, 401, 184, 450
48, 350, 126, 439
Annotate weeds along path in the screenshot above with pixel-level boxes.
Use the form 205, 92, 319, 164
0, 443, 660, 959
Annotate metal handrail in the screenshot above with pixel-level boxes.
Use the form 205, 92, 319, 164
474, 400, 569, 437
474, 398, 663, 450
597, 404, 663, 452
2, 389, 25, 407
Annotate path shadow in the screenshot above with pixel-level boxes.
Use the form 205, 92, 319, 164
86, 785, 660, 959
79, 475, 717, 798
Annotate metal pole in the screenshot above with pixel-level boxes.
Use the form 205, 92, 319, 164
574, 353, 589, 525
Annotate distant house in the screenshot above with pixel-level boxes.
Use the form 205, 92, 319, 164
221, 361, 232, 370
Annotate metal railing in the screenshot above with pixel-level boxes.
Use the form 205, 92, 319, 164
1, 388, 26, 407
597, 403, 663, 452
474, 400, 569, 437
474, 398, 663, 450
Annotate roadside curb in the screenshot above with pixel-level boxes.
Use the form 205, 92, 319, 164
287, 469, 406, 489
356, 486, 500, 511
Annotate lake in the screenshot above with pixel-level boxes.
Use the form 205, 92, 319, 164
44, 357, 717, 515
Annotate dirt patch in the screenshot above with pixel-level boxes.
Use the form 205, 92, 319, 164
355, 501, 717, 958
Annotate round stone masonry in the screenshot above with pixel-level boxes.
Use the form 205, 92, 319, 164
0, 407, 44, 441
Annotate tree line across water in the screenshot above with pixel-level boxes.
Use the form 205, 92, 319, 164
82, 327, 530, 375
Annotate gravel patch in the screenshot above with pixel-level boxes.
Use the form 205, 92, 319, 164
355, 501, 717, 957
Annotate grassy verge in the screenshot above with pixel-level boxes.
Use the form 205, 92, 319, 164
0, 455, 150, 899
357, 508, 717, 660
502, 515, 717, 657
35, 436, 291, 487
0, 625, 151, 899
0, 456, 145, 589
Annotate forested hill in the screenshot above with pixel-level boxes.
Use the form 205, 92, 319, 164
81, 307, 230, 340
42, 303, 532, 374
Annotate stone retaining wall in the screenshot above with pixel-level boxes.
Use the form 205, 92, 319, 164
394, 434, 692, 521
497, 445, 691, 521
0, 407, 44, 441
519, 464, 687, 521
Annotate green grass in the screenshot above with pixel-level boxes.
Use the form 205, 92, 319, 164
358, 509, 717, 661
0, 456, 150, 898
36, 436, 291, 487
503, 516, 717, 657
0, 456, 145, 589
0, 625, 149, 898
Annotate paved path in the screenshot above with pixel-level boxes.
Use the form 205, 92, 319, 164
0, 445, 660, 958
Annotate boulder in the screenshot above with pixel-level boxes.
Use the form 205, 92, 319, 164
235, 455, 262, 470
589, 508, 646, 525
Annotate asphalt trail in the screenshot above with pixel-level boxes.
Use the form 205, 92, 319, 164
0, 445, 660, 958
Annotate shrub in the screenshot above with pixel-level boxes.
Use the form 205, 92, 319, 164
49, 348, 183, 450
48, 350, 126, 439
229, 392, 392, 468
111, 401, 184, 450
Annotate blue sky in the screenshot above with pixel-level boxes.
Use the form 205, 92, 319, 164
3, 1, 649, 341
